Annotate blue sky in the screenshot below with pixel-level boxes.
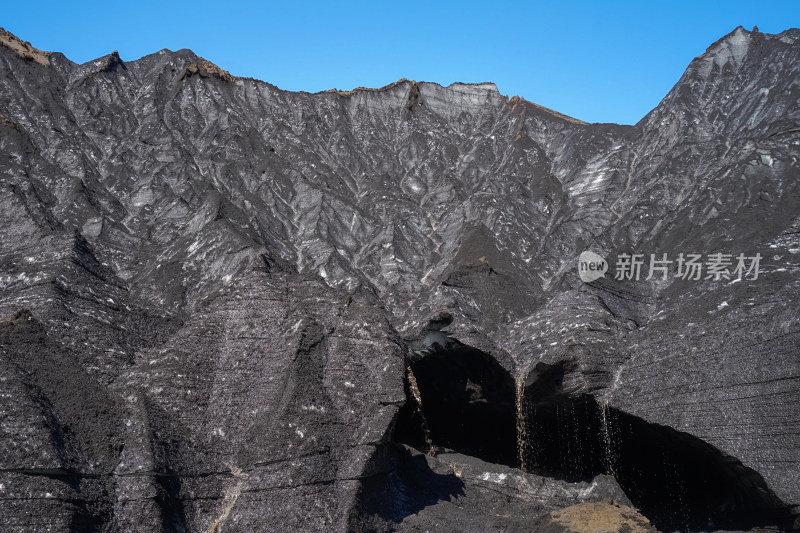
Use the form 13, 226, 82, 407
3, 1, 798, 124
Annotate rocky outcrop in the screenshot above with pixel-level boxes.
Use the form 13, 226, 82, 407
98, 51, 125, 73
0, 27, 51, 66
0, 26, 798, 532
179, 58, 235, 83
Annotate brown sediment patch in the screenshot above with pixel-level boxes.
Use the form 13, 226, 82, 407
0, 111, 20, 131
509, 94, 587, 125
549, 500, 655, 533
99, 50, 125, 72
0, 308, 35, 327
0, 27, 51, 66
325, 78, 415, 98
179, 58, 235, 83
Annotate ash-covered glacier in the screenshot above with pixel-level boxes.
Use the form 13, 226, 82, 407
0, 25, 798, 532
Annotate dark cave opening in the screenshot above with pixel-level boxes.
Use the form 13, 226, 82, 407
601, 405, 791, 532
520, 361, 792, 531
394, 340, 518, 467
394, 348, 794, 532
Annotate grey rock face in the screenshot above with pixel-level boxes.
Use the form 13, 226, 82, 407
0, 25, 798, 532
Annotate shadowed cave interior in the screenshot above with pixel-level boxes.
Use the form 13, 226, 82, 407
392, 339, 794, 532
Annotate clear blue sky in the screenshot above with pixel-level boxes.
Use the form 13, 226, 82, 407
3, 1, 798, 124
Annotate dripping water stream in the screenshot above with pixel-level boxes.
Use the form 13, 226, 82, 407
406, 366, 435, 456
393, 346, 793, 532
515, 376, 527, 472
599, 400, 615, 477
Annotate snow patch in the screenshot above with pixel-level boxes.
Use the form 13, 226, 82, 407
719, 27, 751, 66
479, 472, 508, 483
187, 240, 202, 254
